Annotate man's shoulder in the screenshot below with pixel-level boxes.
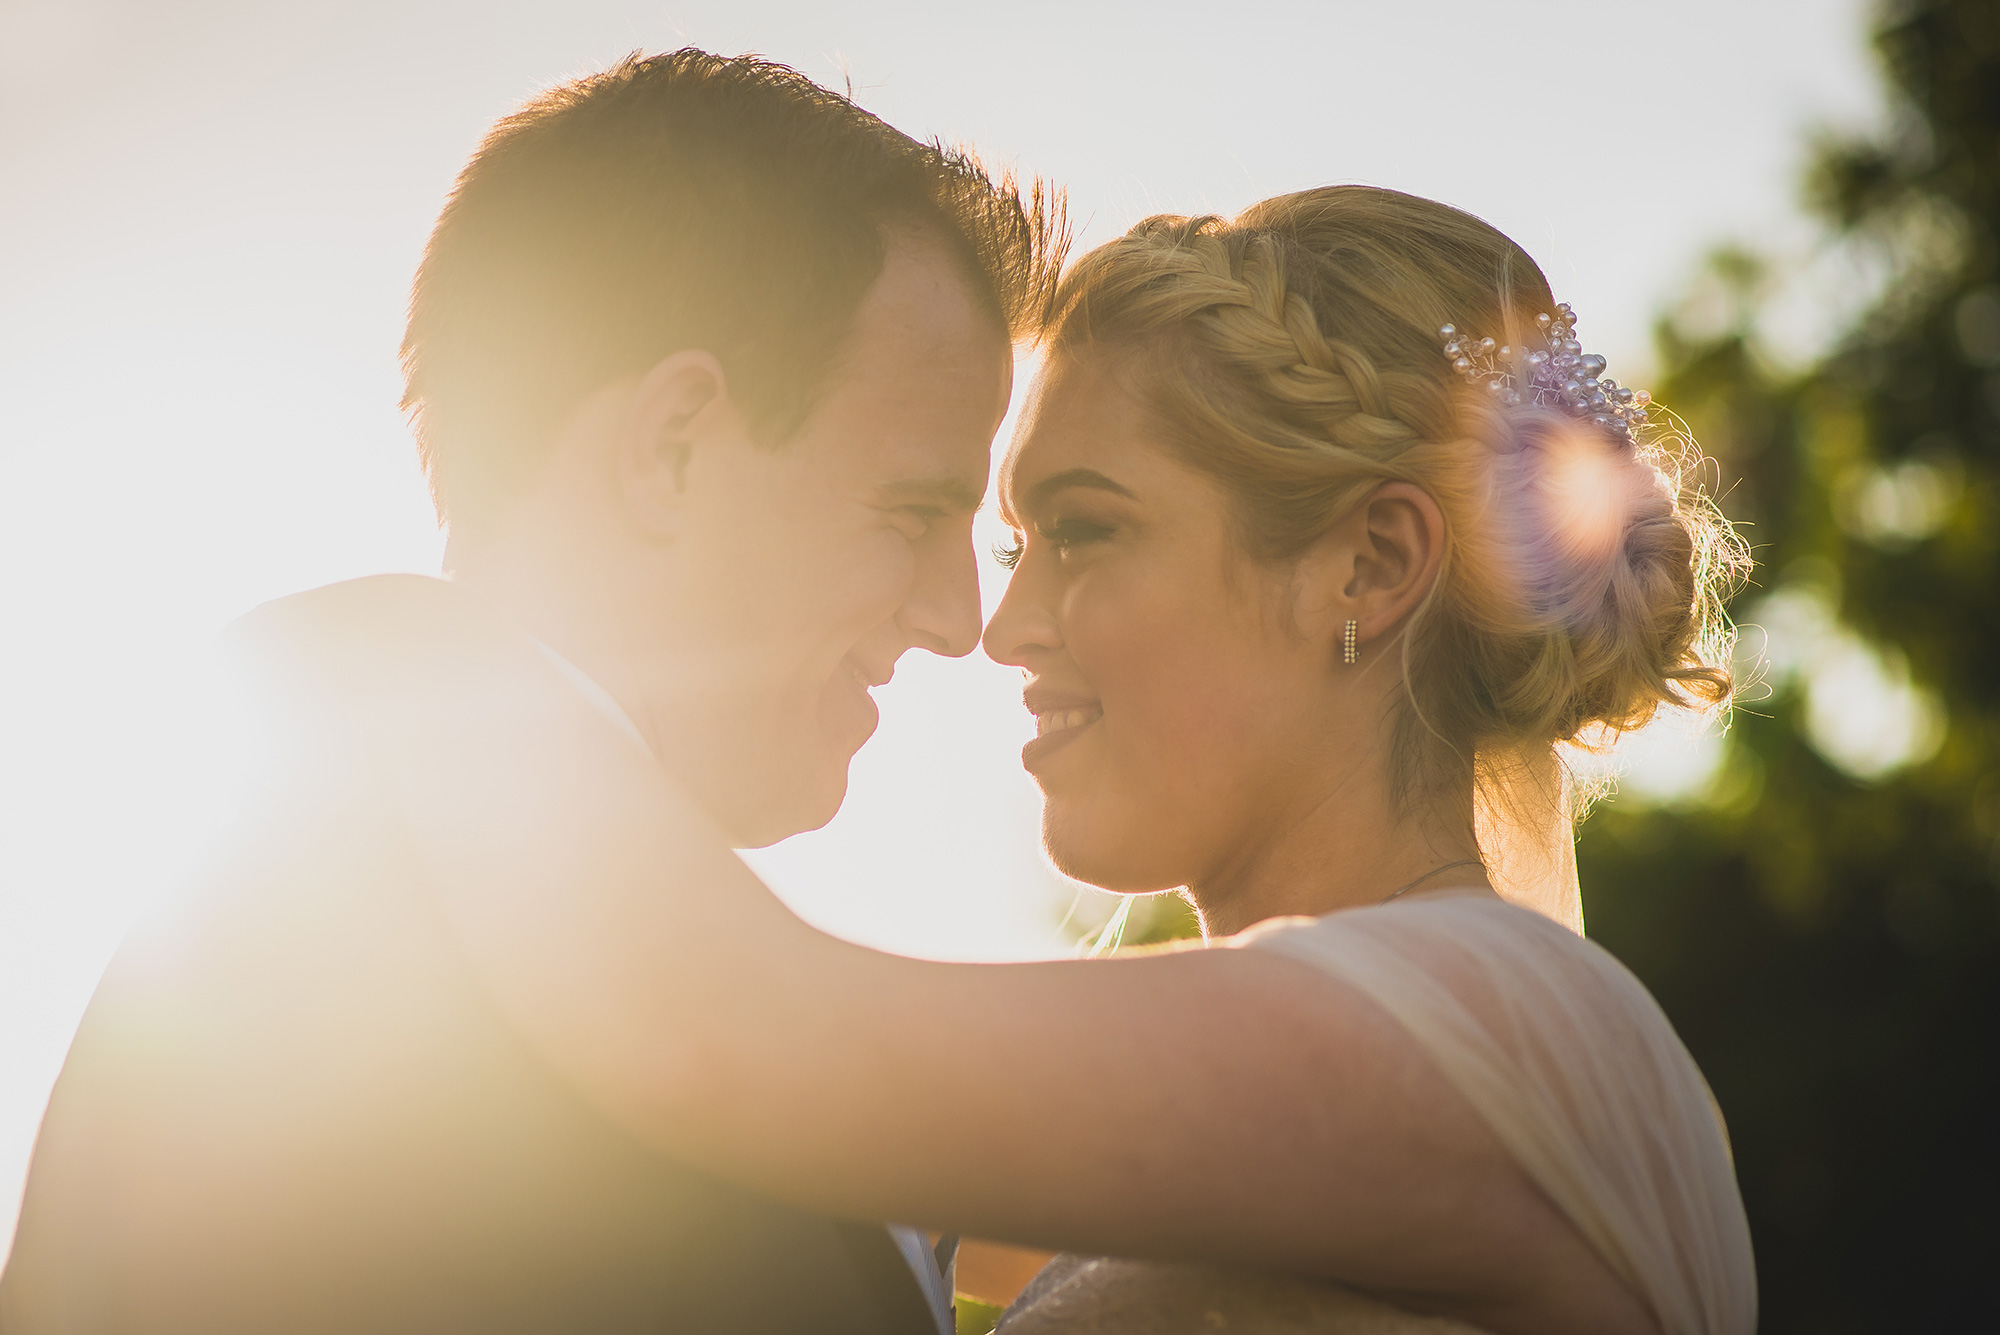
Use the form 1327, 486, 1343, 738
232, 573, 486, 654
228, 574, 541, 714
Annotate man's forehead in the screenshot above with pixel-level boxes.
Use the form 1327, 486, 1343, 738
801, 385, 995, 510
792, 233, 1011, 506
874, 470, 987, 513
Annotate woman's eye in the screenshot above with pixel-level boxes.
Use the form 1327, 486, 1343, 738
1037, 517, 1113, 553
994, 518, 1112, 569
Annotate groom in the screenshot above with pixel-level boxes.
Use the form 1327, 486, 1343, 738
0, 51, 1054, 1334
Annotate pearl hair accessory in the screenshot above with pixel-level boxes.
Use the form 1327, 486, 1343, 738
1438, 302, 1651, 444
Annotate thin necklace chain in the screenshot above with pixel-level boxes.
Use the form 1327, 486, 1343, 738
1380, 858, 1486, 905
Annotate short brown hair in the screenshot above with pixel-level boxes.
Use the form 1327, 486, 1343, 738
402, 49, 1063, 519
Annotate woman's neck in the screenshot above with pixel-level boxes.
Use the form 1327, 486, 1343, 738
1188, 772, 1489, 936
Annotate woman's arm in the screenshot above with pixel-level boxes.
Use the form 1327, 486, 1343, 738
336, 624, 1654, 1335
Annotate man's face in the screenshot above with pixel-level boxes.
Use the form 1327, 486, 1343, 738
669, 233, 1012, 845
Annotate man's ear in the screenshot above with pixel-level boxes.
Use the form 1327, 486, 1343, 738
1290, 481, 1447, 653
617, 350, 744, 538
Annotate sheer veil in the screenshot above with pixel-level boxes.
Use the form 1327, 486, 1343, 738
1474, 744, 1585, 934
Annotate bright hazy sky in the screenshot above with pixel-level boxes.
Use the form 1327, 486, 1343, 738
0, 0, 1883, 1258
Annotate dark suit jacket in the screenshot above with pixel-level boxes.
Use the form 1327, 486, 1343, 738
0, 577, 937, 1335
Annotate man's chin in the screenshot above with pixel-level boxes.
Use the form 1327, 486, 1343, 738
725, 757, 852, 850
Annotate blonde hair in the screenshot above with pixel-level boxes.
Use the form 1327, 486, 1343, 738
1041, 186, 1743, 810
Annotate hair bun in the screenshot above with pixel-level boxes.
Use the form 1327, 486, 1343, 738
1466, 409, 1737, 748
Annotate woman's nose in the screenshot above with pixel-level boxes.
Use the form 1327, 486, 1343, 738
981, 560, 1061, 668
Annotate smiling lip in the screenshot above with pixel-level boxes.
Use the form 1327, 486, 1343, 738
844, 655, 895, 690
825, 655, 896, 747
1020, 688, 1102, 772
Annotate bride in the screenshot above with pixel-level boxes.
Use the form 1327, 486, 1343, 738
974, 187, 1751, 1330
332, 186, 1756, 1333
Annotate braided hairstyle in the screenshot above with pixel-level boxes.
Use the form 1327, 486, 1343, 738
1040, 186, 1742, 809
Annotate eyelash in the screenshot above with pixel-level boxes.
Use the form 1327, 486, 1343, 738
994, 519, 1113, 570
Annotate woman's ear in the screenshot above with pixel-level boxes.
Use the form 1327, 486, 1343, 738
1290, 482, 1446, 654
618, 350, 744, 538
1346, 481, 1447, 644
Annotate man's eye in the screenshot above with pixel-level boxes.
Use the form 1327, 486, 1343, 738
892, 505, 946, 539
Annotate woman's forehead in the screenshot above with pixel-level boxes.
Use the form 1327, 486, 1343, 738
999, 356, 1145, 516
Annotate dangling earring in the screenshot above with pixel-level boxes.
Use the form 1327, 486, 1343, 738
1342, 619, 1359, 665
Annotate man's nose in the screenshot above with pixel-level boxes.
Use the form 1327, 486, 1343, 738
899, 527, 983, 658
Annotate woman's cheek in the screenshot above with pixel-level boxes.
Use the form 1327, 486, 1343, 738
1083, 597, 1198, 772
1073, 555, 1178, 655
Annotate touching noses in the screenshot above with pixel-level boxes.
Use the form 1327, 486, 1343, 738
981, 554, 1061, 668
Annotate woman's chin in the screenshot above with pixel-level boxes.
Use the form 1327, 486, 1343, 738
1040, 807, 1185, 896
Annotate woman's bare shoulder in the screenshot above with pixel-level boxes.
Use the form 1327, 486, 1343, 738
996, 1255, 1489, 1334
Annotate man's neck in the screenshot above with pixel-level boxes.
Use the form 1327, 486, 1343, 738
445, 529, 680, 760
444, 529, 804, 849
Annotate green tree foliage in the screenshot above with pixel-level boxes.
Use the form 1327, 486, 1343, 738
1580, 1, 2000, 1326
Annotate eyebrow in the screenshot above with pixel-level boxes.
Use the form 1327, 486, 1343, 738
1012, 468, 1137, 519
874, 475, 987, 514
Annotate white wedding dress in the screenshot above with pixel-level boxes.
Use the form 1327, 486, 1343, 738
997, 888, 1756, 1334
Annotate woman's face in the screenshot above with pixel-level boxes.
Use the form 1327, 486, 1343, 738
983, 355, 1355, 894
